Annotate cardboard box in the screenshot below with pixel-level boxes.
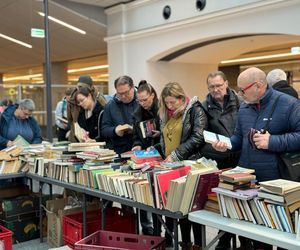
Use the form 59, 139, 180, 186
46, 198, 99, 248
0, 184, 29, 200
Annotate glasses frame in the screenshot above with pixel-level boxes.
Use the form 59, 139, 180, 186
238, 81, 258, 94
208, 81, 226, 91
116, 86, 133, 98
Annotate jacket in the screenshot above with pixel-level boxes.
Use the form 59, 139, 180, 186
0, 105, 42, 149
101, 94, 139, 154
231, 87, 300, 181
272, 80, 298, 99
157, 96, 207, 161
200, 89, 240, 169
132, 101, 160, 149
77, 101, 104, 140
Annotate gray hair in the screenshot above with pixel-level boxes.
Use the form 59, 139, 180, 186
19, 99, 35, 111
266, 69, 287, 86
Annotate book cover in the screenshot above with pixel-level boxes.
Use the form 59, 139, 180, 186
203, 130, 232, 149
13, 135, 30, 148
259, 179, 300, 195
139, 119, 156, 138
131, 149, 162, 164
220, 172, 256, 183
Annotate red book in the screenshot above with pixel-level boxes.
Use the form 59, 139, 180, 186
156, 166, 191, 207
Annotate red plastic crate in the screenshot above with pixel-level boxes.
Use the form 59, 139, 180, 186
0, 225, 13, 250
75, 230, 165, 250
63, 208, 136, 248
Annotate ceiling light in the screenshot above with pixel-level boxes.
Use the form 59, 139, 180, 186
0, 33, 32, 48
291, 47, 300, 53
67, 65, 109, 73
3, 73, 43, 81
220, 52, 300, 65
38, 12, 86, 35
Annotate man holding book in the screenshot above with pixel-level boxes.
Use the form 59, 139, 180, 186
200, 71, 241, 250
213, 67, 300, 250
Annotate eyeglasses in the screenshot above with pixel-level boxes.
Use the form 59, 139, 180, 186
238, 81, 258, 94
21, 109, 32, 117
138, 95, 151, 104
117, 87, 132, 98
208, 82, 225, 91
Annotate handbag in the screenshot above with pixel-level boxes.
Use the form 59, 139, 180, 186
264, 95, 300, 181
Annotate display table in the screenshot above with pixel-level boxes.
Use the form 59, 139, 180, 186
189, 210, 300, 250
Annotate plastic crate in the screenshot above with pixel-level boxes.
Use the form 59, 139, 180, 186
0, 225, 13, 250
75, 230, 165, 250
63, 208, 136, 248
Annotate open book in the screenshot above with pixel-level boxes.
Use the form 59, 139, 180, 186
119, 124, 133, 132
203, 130, 232, 149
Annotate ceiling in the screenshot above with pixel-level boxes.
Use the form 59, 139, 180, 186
0, 0, 131, 74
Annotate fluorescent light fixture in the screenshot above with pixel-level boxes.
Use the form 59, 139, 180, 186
220, 51, 300, 65
3, 73, 43, 81
67, 65, 109, 73
0, 33, 32, 48
38, 12, 86, 35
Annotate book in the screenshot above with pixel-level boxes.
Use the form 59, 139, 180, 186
139, 119, 156, 138
222, 166, 255, 174
212, 187, 259, 200
203, 130, 232, 149
219, 172, 256, 183
259, 179, 300, 195
13, 135, 30, 147
57, 116, 69, 124
131, 149, 162, 164
119, 124, 133, 132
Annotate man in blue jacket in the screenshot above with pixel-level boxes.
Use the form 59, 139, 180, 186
213, 67, 300, 249
0, 99, 42, 150
101, 75, 139, 154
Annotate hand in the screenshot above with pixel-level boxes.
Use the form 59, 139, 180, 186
6, 141, 14, 147
164, 155, 173, 162
132, 146, 142, 151
212, 141, 228, 152
253, 131, 270, 149
152, 130, 160, 138
115, 125, 125, 137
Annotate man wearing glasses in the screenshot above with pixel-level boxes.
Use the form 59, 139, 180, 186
0, 99, 42, 149
102, 75, 139, 154
200, 71, 241, 250
213, 67, 300, 250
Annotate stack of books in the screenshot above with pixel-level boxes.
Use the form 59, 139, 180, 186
131, 149, 162, 164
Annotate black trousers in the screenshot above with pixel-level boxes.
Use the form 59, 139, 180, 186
56, 127, 68, 141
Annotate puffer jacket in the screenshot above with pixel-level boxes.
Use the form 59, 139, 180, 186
101, 94, 139, 154
272, 80, 298, 99
200, 89, 240, 169
158, 96, 207, 161
231, 87, 300, 181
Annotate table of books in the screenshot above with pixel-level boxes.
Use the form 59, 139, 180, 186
189, 210, 300, 250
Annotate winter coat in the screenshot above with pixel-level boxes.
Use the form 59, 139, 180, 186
272, 80, 298, 99
200, 89, 240, 169
77, 101, 104, 140
101, 94, 139, 154
231, 87, 300, 181
0, 105, 42, 149
132, 101, 160, 149
157, 96, 207, 161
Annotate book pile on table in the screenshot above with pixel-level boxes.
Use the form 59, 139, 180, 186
0, 146, 24, 174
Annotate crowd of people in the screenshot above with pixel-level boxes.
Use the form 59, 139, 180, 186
1, 66, 300, 250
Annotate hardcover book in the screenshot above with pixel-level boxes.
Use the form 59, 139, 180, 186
131, 149, 162, 164
139, 119, 156, 138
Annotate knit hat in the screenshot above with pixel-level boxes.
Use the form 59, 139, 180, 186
77, 75, 93, 87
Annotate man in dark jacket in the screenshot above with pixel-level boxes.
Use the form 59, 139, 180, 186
267, 68, 298, 99
213, 67, 300, 250
101, 75, 139, 154
0, 99, 42, 149
200, 71, 240, 250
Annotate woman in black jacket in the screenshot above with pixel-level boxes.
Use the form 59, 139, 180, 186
76, 87, 104, 140
157, 82, 207, 249
131, 80, 161, 236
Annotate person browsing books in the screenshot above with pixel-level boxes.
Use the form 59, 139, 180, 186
200, 71, 241, 250
101, 75, 139, 154
55, 87, 73, 141
0, 99, 42, 149
131, 80, 161, 237
155, 82, 207, 249
75, 86, 104, 141
212, 67, 300, 250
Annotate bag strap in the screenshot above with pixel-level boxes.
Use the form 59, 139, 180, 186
263, 95, 281, 132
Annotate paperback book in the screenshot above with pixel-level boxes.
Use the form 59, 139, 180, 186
139, 119, 156, 138
203, 130, 232, 149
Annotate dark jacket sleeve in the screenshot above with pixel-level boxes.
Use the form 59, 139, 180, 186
30, 118, 43, 144
172, 104, 207, 161
132, 116, 143, 148
101, 104, 117, 139
0, 118, 9, 148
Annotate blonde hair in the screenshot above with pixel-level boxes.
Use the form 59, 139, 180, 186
158, 82, 187, 123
